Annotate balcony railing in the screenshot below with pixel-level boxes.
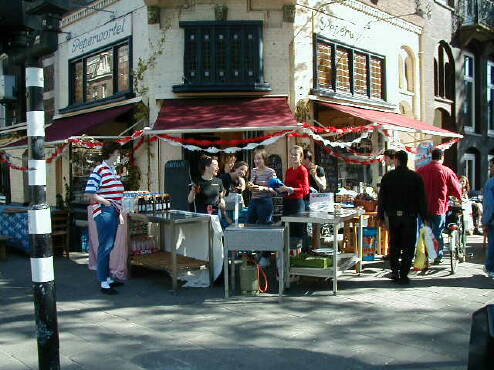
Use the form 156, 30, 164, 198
457, 0, 494, 30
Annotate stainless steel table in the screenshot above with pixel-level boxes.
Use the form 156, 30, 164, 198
282, 209, 364, 295
223, 224, 286, 302
127, 210, 213, 291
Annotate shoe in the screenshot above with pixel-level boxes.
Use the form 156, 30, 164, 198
387, 271, 399, 282
397, 277, 410, 285
433, 258, 442, 265
109, 281, 124, 287
100, 287, 118, 295
258, 256, 270, 268
482, 267, 494, 278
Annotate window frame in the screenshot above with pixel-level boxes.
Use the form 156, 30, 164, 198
487, 61, 494, 135
173, 21, 271, 93
463, 52, 475, 133
313, 34, 387, 101
68, 37, 132, 109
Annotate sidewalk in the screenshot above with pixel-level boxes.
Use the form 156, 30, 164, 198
1, 235, 493, 370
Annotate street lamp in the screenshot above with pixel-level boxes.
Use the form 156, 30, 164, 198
1, 1, 71, 369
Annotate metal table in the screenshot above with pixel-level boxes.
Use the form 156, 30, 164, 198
127, 210, 213, 291
282, 209, 364, 295
223, 224, 286, 302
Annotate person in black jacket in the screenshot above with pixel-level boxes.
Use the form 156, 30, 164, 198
378, 150, 427, 284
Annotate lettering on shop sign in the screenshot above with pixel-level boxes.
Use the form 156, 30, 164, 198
69, 14, 132, 58
318, 17, 357, 41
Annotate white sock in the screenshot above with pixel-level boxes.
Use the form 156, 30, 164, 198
101, 281, 111, 289
107, 277, 114, 284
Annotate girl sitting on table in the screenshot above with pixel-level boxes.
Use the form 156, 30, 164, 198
188, 155, 226, 218
219, 161, 249, 224
277, 145, 310, 251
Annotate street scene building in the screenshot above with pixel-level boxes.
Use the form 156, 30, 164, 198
1, 1, 494, 369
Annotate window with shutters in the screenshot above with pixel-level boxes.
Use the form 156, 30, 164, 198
173, 21, 271, 93
315, 36, 386, 101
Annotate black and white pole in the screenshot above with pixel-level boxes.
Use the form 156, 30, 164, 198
26, 61, 60, 370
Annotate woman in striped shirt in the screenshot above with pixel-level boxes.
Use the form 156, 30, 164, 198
85, 141, 125, 295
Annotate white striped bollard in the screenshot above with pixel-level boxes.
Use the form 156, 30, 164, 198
26, 62, 60, 370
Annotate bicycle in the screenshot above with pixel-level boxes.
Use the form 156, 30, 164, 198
443, 205, 467, 274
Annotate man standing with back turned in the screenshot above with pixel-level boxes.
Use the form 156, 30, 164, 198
378, 150, 428, 284
417, 148, 462, 264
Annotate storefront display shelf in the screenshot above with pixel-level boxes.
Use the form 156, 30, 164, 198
282, 209, 364, 295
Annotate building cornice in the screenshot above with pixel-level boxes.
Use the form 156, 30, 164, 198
339, 0, 423, 35
61, 0, 120, 28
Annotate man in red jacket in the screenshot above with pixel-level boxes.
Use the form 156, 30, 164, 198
417, 148, 463, 264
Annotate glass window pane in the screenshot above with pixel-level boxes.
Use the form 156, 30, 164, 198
488, 88, 494, 131
354, 52, 368, 96
73, 61, 83, 104
464, 80, 473, 127
370, 57, 384, 99
464, 55, 473, 78
336, 47, 351, 93
231, 31, 242, 80
317, 42, 333, 90
185, 30, 198, 82
117, 44, 129, 92
86, 50, 113, 102
215, 31, 226, 82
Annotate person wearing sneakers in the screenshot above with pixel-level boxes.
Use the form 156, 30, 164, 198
85, 141, 125, 295
378, 150, 428, 284
482, 158, 494, 278
417, 148, 463, 264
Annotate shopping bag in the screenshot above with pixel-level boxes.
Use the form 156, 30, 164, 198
422, 225, 438, 260
414, 229, 427, 270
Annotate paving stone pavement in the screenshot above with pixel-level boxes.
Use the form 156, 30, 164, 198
1, 235, 493, 370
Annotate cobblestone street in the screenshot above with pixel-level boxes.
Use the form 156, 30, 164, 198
1, 235, 493, 369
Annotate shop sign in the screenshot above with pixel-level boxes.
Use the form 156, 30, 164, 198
69, 14, 132, 59
415, 141, 433, 169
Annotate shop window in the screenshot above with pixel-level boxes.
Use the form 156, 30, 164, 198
69, 40, 131, 106
434, 42, 455, 101
173, 21, 271, 93
488, 61, 494, 134
315, 36, 386, 100
463, 53, 475, 131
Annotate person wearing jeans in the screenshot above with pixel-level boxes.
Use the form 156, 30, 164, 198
85, 141, 125, 295
482, 158, 494, 278
417, 148, 462, 263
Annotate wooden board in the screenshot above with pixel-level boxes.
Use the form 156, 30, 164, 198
130, 251, 208, 271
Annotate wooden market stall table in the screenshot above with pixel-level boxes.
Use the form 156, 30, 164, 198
126, 210, 214, 291
282, 208, 364, 295
223, 224, 287, 302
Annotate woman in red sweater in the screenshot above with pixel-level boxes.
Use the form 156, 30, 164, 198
279, 145, 310, 250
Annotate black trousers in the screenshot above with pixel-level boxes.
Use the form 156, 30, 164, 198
388, 215, 417, 278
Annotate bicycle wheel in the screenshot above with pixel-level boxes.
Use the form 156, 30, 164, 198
450, 230, 458, 274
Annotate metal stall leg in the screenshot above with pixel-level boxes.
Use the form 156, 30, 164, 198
357, 214, 364, 274
224, 232, 229, 298
285, 222, 291, 289
171, 223, 178, 293
208, 218, 214, 287
333, 221, 339, 295
278, 246, 284, 303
